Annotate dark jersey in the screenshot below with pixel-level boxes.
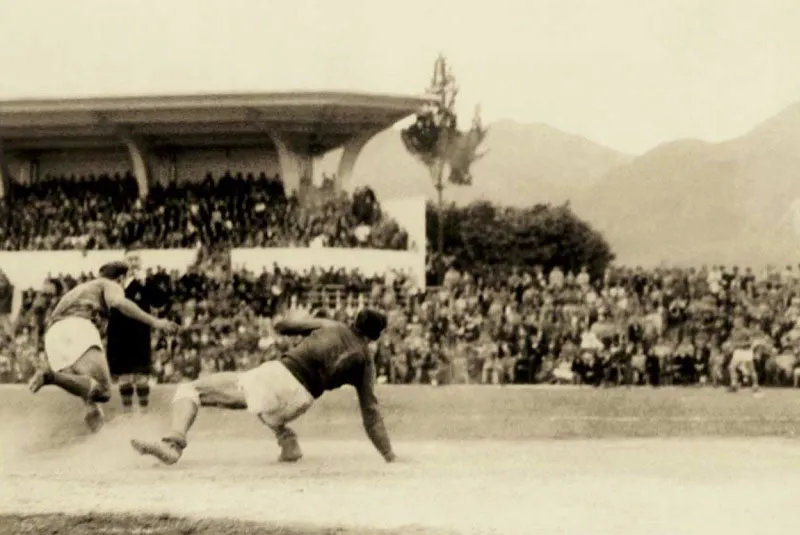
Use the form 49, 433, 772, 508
274, 317, 393, 460
0, 281, 13, 315
728, 326, 755, 350
48, 278, 118, 328
108, 279, 151, 332
106, 278, 155, 375
280, 322, 373, 399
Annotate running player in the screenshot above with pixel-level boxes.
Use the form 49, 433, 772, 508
727, 315, 759, 392
28, 261, 179, 431
131, 308, 397, 465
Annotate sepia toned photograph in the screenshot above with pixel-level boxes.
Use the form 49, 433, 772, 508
1, 1, 799, 533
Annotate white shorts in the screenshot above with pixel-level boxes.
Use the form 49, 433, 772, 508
731, 349, 755, 368
238, 361, 314, 427
44, 317, 103, 372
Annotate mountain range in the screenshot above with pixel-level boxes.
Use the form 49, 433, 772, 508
333, 119, 632, 206
572, 102, 800, 267
324, 102, 800, 267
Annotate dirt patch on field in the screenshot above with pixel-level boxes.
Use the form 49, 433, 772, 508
5, 385, 800, 534
4, 435, 800, 535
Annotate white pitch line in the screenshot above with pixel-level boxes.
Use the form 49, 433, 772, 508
543, 415, 800, 423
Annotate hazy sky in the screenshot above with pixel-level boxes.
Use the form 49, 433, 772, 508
0, 0, 798, 153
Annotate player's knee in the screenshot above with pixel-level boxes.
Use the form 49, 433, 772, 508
173, 381, 200, 406
117, 374, 132, 385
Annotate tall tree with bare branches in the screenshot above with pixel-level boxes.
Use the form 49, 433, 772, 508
402, 54, 488, 255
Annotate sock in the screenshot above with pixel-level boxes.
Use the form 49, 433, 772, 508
273, 425, 302, 460
135, 383, 150, 408
119, 383, 134, 408
165, 399, 198, 450
273, 424, 298, 445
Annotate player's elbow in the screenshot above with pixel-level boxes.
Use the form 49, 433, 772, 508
105, 295, 125, 310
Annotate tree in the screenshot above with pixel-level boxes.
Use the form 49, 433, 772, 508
427, 200, 615, 281
402, 54, 488, 255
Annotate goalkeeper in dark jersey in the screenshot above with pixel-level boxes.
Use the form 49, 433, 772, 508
131, 308, 397, 465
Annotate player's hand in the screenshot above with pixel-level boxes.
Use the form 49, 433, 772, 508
154, 318, 180, 333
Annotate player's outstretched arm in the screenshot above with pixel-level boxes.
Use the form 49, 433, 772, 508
356, 359, 396, 463
273, 315, 341, 336
103, 281, 178, 332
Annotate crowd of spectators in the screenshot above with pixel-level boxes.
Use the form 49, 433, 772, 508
415, 263, 800, 388
4, 258, 800, 389
0, 259, 419, 384
3, 172, 800, 389
0, 172, 409, 251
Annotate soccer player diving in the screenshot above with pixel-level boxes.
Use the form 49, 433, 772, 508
130, 308, 398, 465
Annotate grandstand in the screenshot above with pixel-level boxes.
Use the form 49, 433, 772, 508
1, 91, 799, 394
0, 90, 434, 384
0, 91, 432, 194
0, 91, 429, 263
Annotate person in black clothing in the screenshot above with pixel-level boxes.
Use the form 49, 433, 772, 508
106, 252, 166, 412
0, 269, 21, 337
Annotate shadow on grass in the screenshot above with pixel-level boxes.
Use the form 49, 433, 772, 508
0, 513, 453, 535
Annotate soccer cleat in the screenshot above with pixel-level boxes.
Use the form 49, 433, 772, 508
84, 405, 105, 433
278, 438, 303, 463
131, 439, 182, 465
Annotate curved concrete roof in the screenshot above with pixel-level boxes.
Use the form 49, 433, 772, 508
0, 91, 434, 153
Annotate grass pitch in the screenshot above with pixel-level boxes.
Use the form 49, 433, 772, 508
2, 384, 798, 534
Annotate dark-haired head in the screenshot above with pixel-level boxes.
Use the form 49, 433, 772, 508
99, 261, 129, 282
353, 308, 387, 341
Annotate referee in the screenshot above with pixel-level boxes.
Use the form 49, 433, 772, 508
106, 251, 162, 412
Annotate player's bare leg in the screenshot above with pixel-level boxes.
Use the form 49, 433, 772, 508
69, 347, 113, 432
29, 347, 111, 432
746, 361, 760, 393
28, 367, 95, 399
131, 372, 245, 465
728, 361, 740, 392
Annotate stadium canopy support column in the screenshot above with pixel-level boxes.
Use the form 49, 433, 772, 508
267, 132, 313, 195
336, 129, 381, 191
0, 140, 12, 200
96, 114, 152, 199
121, 136, 151, 199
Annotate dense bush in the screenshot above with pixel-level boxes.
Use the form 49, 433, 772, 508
426, 200, 614, 282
